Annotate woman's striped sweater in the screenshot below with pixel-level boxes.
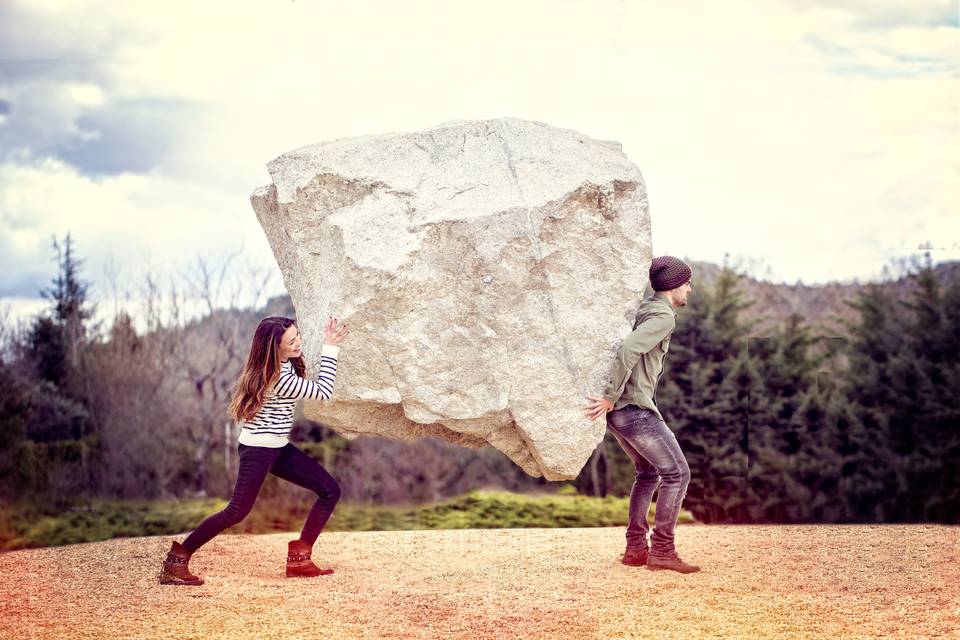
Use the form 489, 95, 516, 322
237, 344, 340, 448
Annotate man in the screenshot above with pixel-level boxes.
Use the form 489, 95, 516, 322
584, 255, 699, 574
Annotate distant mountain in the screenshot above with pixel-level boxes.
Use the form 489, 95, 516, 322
262, 294, 296, 318
688, 260, 960, 336
261, 260, 960, 338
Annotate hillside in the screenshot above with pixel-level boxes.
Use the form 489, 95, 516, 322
2, 526, 955, 639
688, 259, 960, 335
261, 260, 960, 338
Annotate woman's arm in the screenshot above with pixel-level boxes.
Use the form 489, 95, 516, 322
275, 345, 339, 400
275, 317, 349, 400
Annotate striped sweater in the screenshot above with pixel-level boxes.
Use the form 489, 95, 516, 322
238, 344, 340, 448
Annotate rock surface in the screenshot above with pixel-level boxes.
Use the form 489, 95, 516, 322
250, 118, 652, 479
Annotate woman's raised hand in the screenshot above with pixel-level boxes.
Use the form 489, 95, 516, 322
323, 316, 350, 346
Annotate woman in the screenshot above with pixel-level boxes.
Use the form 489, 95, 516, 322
159, 315, 349, 585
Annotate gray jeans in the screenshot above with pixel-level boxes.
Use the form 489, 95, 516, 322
606, 405, 691, 555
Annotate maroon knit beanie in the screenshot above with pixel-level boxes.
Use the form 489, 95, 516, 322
649, 256, 692, 292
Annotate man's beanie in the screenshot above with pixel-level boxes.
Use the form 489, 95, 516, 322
649, 256, 692, 292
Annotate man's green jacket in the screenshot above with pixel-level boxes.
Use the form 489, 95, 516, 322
602, 292, 677, 420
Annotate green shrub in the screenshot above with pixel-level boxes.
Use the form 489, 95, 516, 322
0, 491, 695, 550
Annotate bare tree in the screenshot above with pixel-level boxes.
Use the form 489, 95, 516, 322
78, 311, 187, 497
0, 304, 12, 363
75, 254, 273, 498
151, 254, 271, 495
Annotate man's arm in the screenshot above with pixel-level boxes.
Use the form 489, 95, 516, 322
601, 312, 675, 403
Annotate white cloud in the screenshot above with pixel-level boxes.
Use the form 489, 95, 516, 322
0, 0, 957, 294
67, 83, 105, 107
0, 158, 283, 307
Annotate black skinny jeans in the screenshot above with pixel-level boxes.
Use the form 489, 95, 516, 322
183, 443, 341, 554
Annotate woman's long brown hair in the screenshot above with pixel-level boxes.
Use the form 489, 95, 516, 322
228, 316, 306, 422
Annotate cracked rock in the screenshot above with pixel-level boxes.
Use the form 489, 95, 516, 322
250, 118, 652, 480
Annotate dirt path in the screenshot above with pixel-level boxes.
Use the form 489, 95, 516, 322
2, 525, 957, 639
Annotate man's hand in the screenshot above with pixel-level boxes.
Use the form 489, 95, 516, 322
584, 395, 614, 421
323, 316, 349, 346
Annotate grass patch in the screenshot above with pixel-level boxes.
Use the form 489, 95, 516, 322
0, 498, 225, 550
0, 490, 695, 551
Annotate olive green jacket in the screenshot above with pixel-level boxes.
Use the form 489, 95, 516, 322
602, 292, 677, 419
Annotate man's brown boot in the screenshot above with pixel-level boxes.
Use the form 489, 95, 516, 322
621, 547, 649, 567
158, 541, 204, 586
647, 550, 700, 574
286, 539, 334, 578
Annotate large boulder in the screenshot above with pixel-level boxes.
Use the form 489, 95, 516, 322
251, 118, 652, 480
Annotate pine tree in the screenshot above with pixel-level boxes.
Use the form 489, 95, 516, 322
843, 257, 960, 523
899, 258, 960, 522
714, 346, 774, 522
842, 283, 904, 521
40, 234, 94, 371
659, 266, 756, 522
931, 271, 960, 522
749, 313, 846, 523
0, 362, 31, 495
27, 316, 69, 387
22, 235, 95, 444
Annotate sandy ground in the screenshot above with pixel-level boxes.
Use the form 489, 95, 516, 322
1, 525, 957, 639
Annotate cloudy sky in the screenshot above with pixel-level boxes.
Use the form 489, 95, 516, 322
1, 0, 957, 323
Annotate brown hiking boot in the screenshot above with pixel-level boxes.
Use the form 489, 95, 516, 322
647, 551, 700, 574
621, 547, 649, 567
286, 539, 334, 578
159, 541, 204, 586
